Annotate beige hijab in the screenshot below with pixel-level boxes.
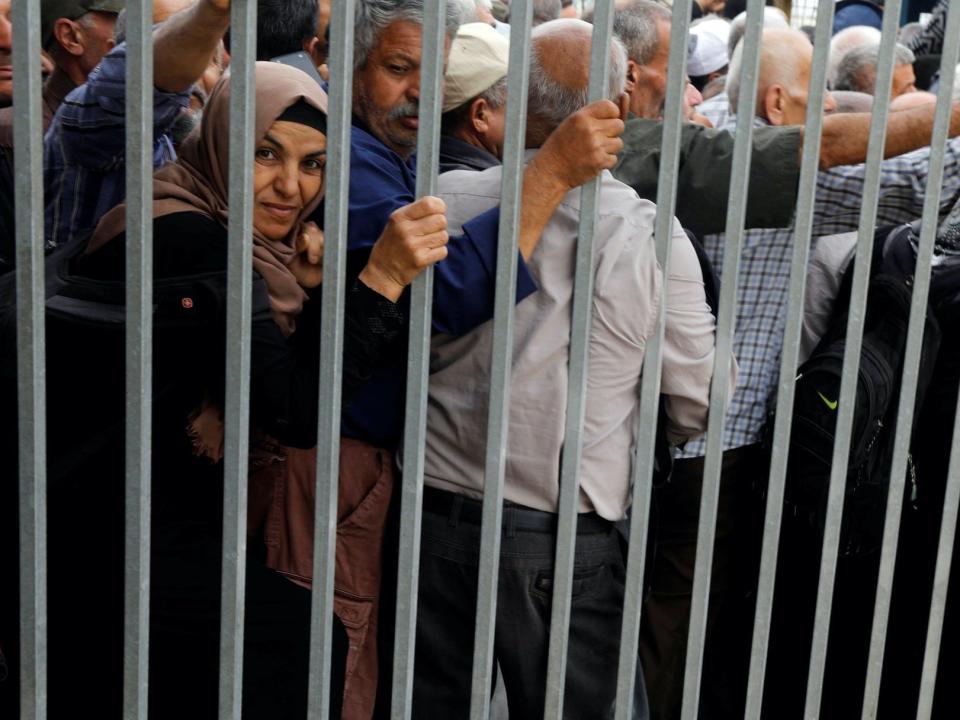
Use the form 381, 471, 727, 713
88, 61, 329, 336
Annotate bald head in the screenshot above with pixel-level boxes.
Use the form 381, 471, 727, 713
532, 19, 594, 94
527, 19, 627, 144
728, 27, 833, 126
889, 90, 936, 112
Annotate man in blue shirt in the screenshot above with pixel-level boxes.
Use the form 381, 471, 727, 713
43, 0, 228, 248
340, 0, 627, 448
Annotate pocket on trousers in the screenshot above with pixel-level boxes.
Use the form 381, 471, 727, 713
333, 591, 374, 687
530, 563, 612, 603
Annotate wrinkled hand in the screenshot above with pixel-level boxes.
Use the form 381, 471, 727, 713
536, 99, 625, 191
359, 197, 449, 302
288, 221, 324, 289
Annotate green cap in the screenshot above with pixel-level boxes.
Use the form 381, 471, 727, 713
42, 0, 126, 47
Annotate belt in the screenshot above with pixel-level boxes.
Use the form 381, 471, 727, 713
422, 486, 613, 535
672, 443, 762, 476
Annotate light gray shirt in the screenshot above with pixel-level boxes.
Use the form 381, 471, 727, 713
422, 163, 727, 520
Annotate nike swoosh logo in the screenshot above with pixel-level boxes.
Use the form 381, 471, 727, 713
818, 391, 838, 411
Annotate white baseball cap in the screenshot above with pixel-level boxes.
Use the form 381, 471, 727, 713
689, 26, 729, 77
443, 23, 510, 113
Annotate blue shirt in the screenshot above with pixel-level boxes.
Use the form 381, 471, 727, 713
337, 122, 538, 446
43, 43, 190, 249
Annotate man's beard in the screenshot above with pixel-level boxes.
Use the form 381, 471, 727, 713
356, 82, 419, 157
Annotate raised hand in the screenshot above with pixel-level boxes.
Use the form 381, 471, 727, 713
359, 196, 449, 302
536, 99, 625, 191
288, 221, 324, 289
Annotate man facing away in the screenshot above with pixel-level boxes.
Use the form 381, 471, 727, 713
414, 18, 731, 718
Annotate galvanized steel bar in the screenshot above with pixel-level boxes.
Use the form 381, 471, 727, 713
916, 398, 960, 720
803, 2, 904, 717
543, 3, 614, 717
218, 1, 256, 718
861, 6, 960, 718
743, 2, 835, 717
614, 1, 693, 717
391, 1, 445, 716
680, 1, 764, 718
468, 1, 532, 718
123, 2, 154, 718
306, 2, 355, 718
13, 0, 47, 717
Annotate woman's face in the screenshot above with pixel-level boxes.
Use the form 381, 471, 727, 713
253, 120, 327, 242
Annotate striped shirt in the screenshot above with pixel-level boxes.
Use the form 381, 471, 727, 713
679, 121, 960, 457
43, 43, 189, 249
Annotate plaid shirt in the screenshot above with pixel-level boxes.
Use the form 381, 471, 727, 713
679, 120, 960, 458
43, 43, 189, 249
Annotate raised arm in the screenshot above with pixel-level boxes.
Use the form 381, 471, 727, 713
154, 0, 231, 94
814, 102, 960, 170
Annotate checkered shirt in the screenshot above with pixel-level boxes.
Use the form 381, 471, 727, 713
679, 122, 960, 458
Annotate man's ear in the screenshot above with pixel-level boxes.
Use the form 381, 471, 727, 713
763, 85, 785, 126
52, 18, 85, 58
624, 59, 640, 97
303, 35, 322, 67
470, 97, 489, 133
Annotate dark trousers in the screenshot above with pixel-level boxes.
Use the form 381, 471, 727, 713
639, 445, 765, 720
412, 488, 628, 719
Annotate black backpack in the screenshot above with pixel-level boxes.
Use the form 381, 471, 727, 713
781, 225, 941, 557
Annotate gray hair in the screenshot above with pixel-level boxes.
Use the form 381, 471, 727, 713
727, 6, 788, 57
833, 42, 916, 94
527, 33, 628, 131
354, 0, 462, 69
611, 0, 671, 65
532, 0, 561, 26
440, 75, 508, 133
827, 25, 882, 87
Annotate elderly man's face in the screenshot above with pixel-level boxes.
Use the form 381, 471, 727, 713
0, 0, 12, 106
354, 20, 438, 158
891, 63, 917, 99
627, 21, 670, 119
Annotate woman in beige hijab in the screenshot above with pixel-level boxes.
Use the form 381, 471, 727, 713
70, 61, 447, 718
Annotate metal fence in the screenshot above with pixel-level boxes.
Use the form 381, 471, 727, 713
8, 0, 960, 718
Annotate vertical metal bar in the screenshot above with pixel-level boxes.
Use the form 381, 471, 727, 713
916, 399, 960, 720
543, 3, 614, 717
803, 2, 903, 717
861, 6, 960, 718
306, 1, 355, 718
743, 2, 835, 717
218, 1, 256, 718
13, 0, 46, 717
390, 1, 445, 717
123, 1, 154, 718
468, 1, 532, 718
614, 1, 693, 717
679, 1, 765, 718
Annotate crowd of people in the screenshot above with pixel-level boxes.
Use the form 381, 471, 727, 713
2, 0, 960, 718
